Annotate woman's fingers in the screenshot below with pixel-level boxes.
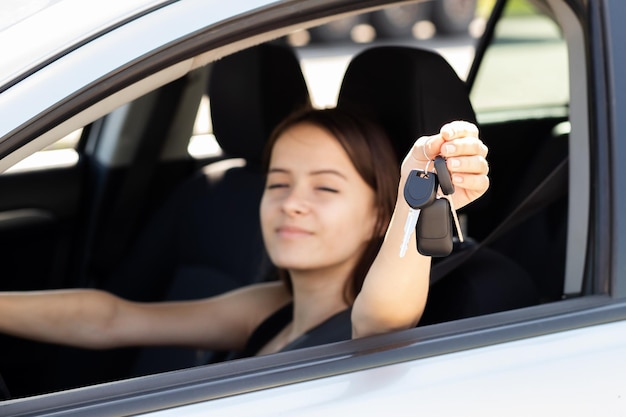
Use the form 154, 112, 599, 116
401, 121, 489, 209
439, 136, 488, 159
420, 134, 444, 162
445, 154, 490, 178
409, 134, 441, 165
449, 174, 490, 209
404, 120, 487, 179
417, 121, 484, 162
441, 121, 479, 141
451, 170, 490, 190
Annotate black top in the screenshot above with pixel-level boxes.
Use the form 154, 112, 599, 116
236, 303, 352, 358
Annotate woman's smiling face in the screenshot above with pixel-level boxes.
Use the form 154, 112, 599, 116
260, 121, 378, 277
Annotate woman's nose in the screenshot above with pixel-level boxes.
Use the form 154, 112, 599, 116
281, 187, 309, 216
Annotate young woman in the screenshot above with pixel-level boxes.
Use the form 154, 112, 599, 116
0, 107, 489, 357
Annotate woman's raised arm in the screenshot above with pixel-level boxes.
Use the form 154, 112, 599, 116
351, 121, 489, 338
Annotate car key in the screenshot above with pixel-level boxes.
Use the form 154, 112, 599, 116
434, 156, 464, 242
417, 197, 454, 257
434, 155, 454, 195
400, 169, 438, 257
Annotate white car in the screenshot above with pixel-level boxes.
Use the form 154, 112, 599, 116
1, 0, 625, 415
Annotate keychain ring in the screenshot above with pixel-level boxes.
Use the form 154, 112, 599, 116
425, 159, 433, 173
422, 140, 431, 161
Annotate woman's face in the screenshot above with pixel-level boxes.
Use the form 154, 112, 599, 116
260, 122, 378, 276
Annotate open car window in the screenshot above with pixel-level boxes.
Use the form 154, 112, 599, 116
470, 0, 569, 118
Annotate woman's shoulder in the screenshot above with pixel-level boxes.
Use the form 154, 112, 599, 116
185, 281, 291, 351
228, 281, 291, 302
221, 281, 292, 333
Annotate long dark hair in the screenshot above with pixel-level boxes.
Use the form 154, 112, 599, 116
263, 107, 399, 303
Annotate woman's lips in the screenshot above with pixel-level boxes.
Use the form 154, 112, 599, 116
276, 225, 313, 238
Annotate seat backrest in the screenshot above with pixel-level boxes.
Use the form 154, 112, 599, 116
336, 46, 538, 324
0, 373, 9, 400
209, 44, 312, 166
337, 46, 477, 161
107, 43, 311, 375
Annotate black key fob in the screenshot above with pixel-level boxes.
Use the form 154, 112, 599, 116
434, 156, 454, 195
417, 197, 453, 257
404, 169, 438, 209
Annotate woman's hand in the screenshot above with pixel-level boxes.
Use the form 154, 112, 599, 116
401, 121, 489, 210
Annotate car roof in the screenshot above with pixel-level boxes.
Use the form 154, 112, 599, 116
0, 0, 176, 87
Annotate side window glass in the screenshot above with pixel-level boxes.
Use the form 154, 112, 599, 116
470, 0, 568, 120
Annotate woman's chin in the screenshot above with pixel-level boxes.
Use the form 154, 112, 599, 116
271, 257, 313, 271
269, 249, 319, 271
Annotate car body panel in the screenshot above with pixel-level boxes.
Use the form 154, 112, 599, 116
1, 0, 626, 415
144, 319, 626, 417
0, 0, 172, 88
600, 1, 626, 299
0, 297, 624, 416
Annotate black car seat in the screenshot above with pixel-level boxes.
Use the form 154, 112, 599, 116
336, 46, 539, 325
337, 46, 477, 161
102, 42, 311, 375
0, 373, 9, 400
487, 124, 569, 302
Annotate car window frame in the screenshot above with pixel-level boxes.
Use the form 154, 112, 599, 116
596, 0, 626, 300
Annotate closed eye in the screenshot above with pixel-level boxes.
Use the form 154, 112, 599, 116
317, 186, 338, 193
267, 183, 289, 190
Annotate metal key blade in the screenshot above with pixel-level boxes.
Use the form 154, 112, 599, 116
446, 196, 464, 243
400, 207, 420, 257
433, 158, 464, 243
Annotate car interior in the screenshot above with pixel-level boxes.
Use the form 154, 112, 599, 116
0, 0, 582, 400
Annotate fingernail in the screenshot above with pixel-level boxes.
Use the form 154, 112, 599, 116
445, 144, 456, 154
453, 174, 463, 183
450, 158, 461, 168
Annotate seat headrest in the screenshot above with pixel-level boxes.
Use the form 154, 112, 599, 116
337, 46, 476, 161
208, 43, 311, 163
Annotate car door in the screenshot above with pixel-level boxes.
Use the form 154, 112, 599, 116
2, 0, 626, 415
